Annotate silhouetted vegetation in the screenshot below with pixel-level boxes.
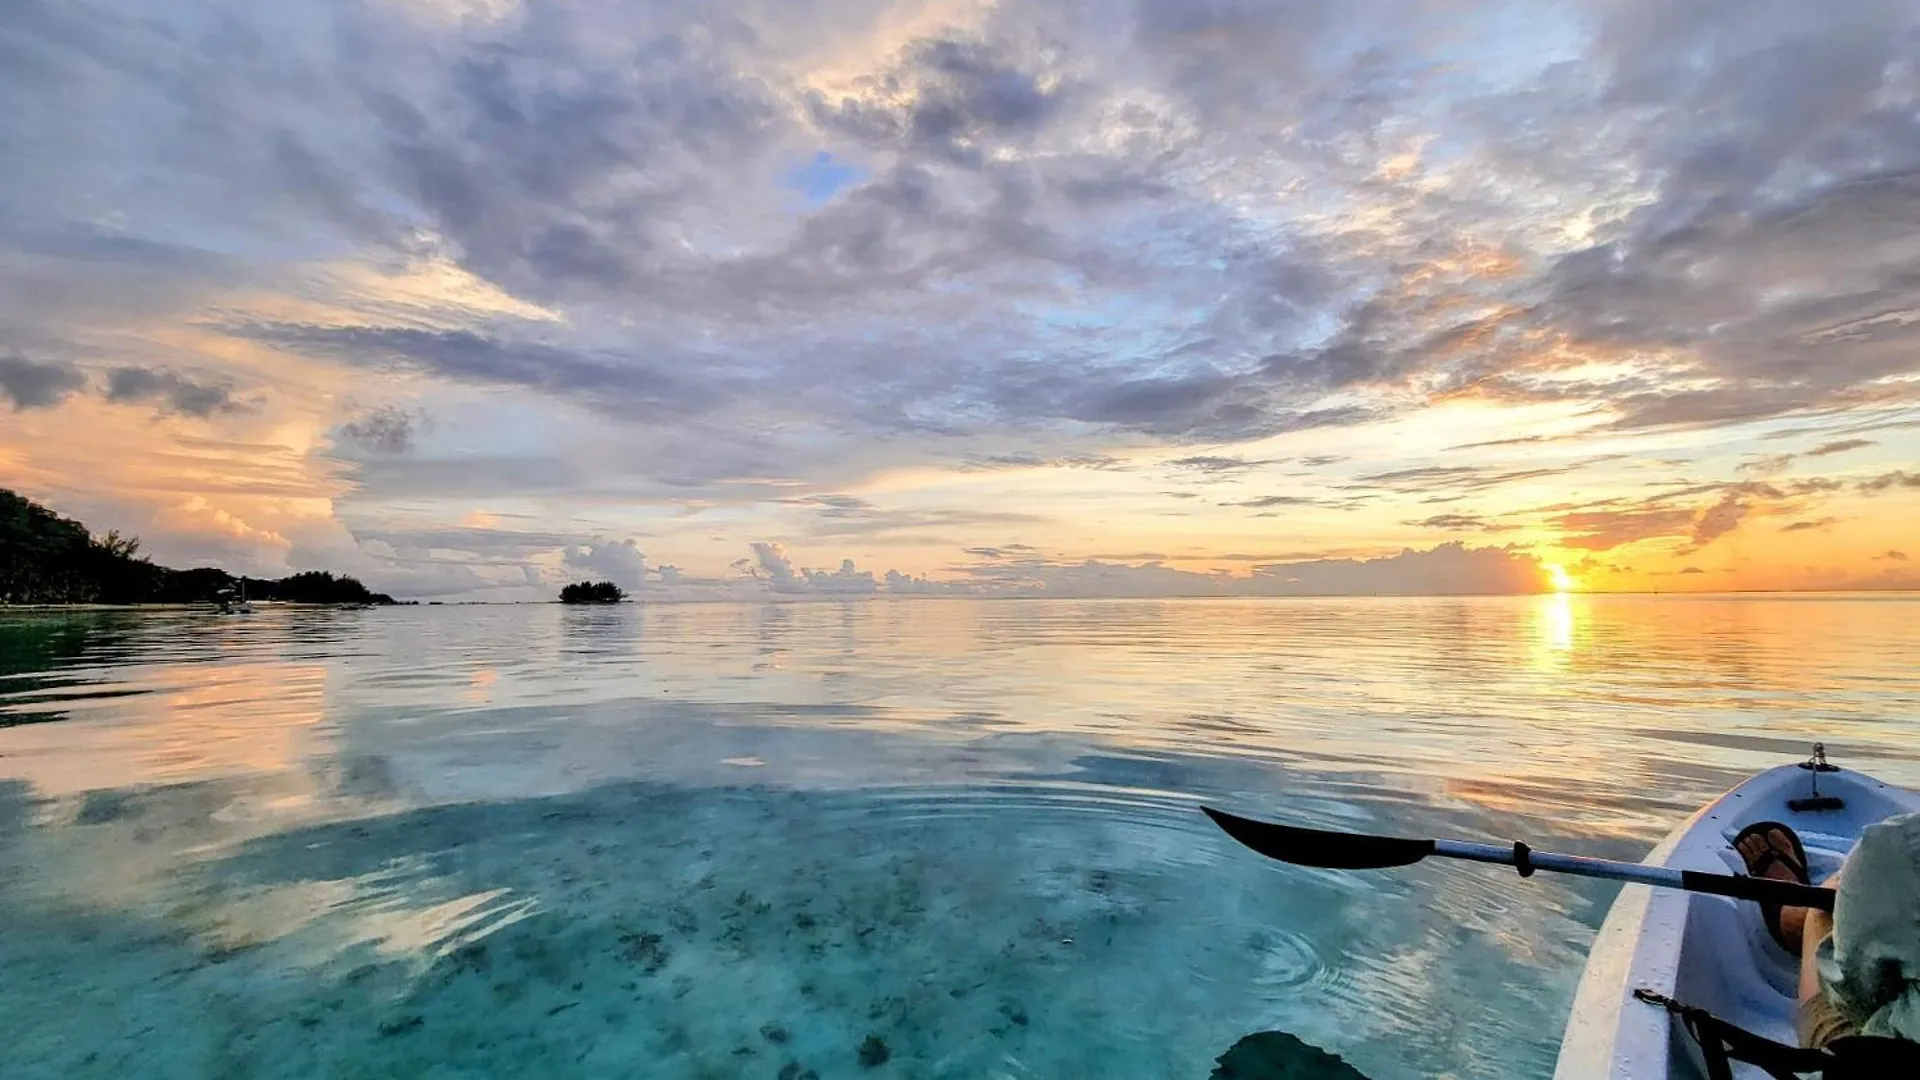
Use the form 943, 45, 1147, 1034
248, 571, 393, 605
1, 488, 395, 606
559, 580, 625, 603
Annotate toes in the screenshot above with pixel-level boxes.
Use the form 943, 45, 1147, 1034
1732, 830, 1801, 882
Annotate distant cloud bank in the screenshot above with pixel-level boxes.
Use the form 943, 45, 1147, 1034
687, 540, 1548, 600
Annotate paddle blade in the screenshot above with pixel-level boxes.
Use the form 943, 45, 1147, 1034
1203, 807, 1437, 870
1211, 1031, 1373, 1080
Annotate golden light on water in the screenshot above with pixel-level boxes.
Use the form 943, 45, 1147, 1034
1534, 591, 1577, 658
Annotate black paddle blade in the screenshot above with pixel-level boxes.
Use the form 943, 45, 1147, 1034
1202, 807, 1437, 870
1211, 1031, 1372, 1079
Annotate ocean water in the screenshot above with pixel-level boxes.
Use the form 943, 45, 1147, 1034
2, 595, 1916, 1080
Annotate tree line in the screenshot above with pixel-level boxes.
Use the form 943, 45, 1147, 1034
559, 580, 626, 603
1, 488, 395, 606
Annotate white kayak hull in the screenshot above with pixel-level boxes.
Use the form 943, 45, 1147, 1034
1553, 760, 1920, 1080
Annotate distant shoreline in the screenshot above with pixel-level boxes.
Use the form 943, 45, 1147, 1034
4, 589, 1913, 613
0, 601, 390, 612
4, 489, 398, 607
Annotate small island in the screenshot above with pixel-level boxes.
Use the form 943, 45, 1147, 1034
2, 488, 396, 606
559, 580, 626, 604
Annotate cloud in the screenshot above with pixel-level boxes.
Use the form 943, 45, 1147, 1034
882, 569, 979, 595
957, 542, 1546, 597
103, 367, 240, 417
1878, 550, 1909, 562
959, 543, 1041, 560
1786, 478, 1846, 496
746, 541, 802, 592
1571, 555, 1632, 576
1806, 439, 1875, 458
1168, 455, 1275, 474
1549, 477, 1806, 551
1679, 566, 1706, 575
1212, 549, 1367, 563
355, 524, 579, 556
1740, 436, 1879, 475
1224, 495, 1319, 509
1447, 434, 1556, 451
743, 541, 879, 595
1241, 543, 1547, 597
22, 0, 1920, 455
775, 494, 1044, 540
1555, 507, 1698, 551
809, 37, 1067, 167
1346, 462, 1600, 494
1411, 513, 1497, 530
1690, 491, 1750, 547
1346, 464, 1471, 489
563, 538, 649, 591
777, 494, 876, 518
715, 540, 1532, 600
338, 405, 423, 455
0, 353, 86, 409
1779, 517, 1837, 533
17, 4, 1920, 446
235, 325, 730, 423
961, 556, 1221, 599
958, 453, 1123, 472
1738, 453, 1797, 476
1858, 471, 1920, 493
799, 559, 879, 595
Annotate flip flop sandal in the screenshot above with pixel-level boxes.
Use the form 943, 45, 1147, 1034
1730, 820, 1809, 951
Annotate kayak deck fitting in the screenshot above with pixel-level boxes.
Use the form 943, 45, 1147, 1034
1551, 751, 1920, 1080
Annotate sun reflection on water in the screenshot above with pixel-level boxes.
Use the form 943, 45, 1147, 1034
1539, 592, 1576, 655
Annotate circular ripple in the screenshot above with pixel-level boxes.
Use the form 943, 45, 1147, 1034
1247, 927, 1347, 996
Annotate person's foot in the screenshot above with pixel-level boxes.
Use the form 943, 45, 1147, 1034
1735, 824, 1809, 950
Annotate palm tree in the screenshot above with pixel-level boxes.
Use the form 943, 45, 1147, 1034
95, 530, 142, 559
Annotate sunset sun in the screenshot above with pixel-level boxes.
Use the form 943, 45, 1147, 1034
1546, 564, 1576, 593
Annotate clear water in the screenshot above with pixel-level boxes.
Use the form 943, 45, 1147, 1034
2, 596, 1916, 1080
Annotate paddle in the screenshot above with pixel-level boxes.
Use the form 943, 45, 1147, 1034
1210, 1031, 1372, 1080
1202, 807, 1835, 912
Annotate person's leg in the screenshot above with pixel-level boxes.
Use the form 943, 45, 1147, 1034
1734, 826, 1810, 949
1799, 897, 1828, 999
1792, 884, 1855, 1049
1796, 869, 1840, 1006
1734, 826, 1852, 1048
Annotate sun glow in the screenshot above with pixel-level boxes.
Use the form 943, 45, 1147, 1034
1546, 564, 1575, 592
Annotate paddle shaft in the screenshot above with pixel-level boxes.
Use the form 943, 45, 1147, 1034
1199, 807, 1837, 912
1432, 839, 1835, 911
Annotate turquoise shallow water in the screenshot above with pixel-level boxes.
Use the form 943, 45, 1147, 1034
2, 595, 1917, 1079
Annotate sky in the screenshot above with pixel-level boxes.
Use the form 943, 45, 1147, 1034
2, 0, 1917, 601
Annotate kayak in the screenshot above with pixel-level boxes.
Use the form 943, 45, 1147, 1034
1551, 754, 1920, 1080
